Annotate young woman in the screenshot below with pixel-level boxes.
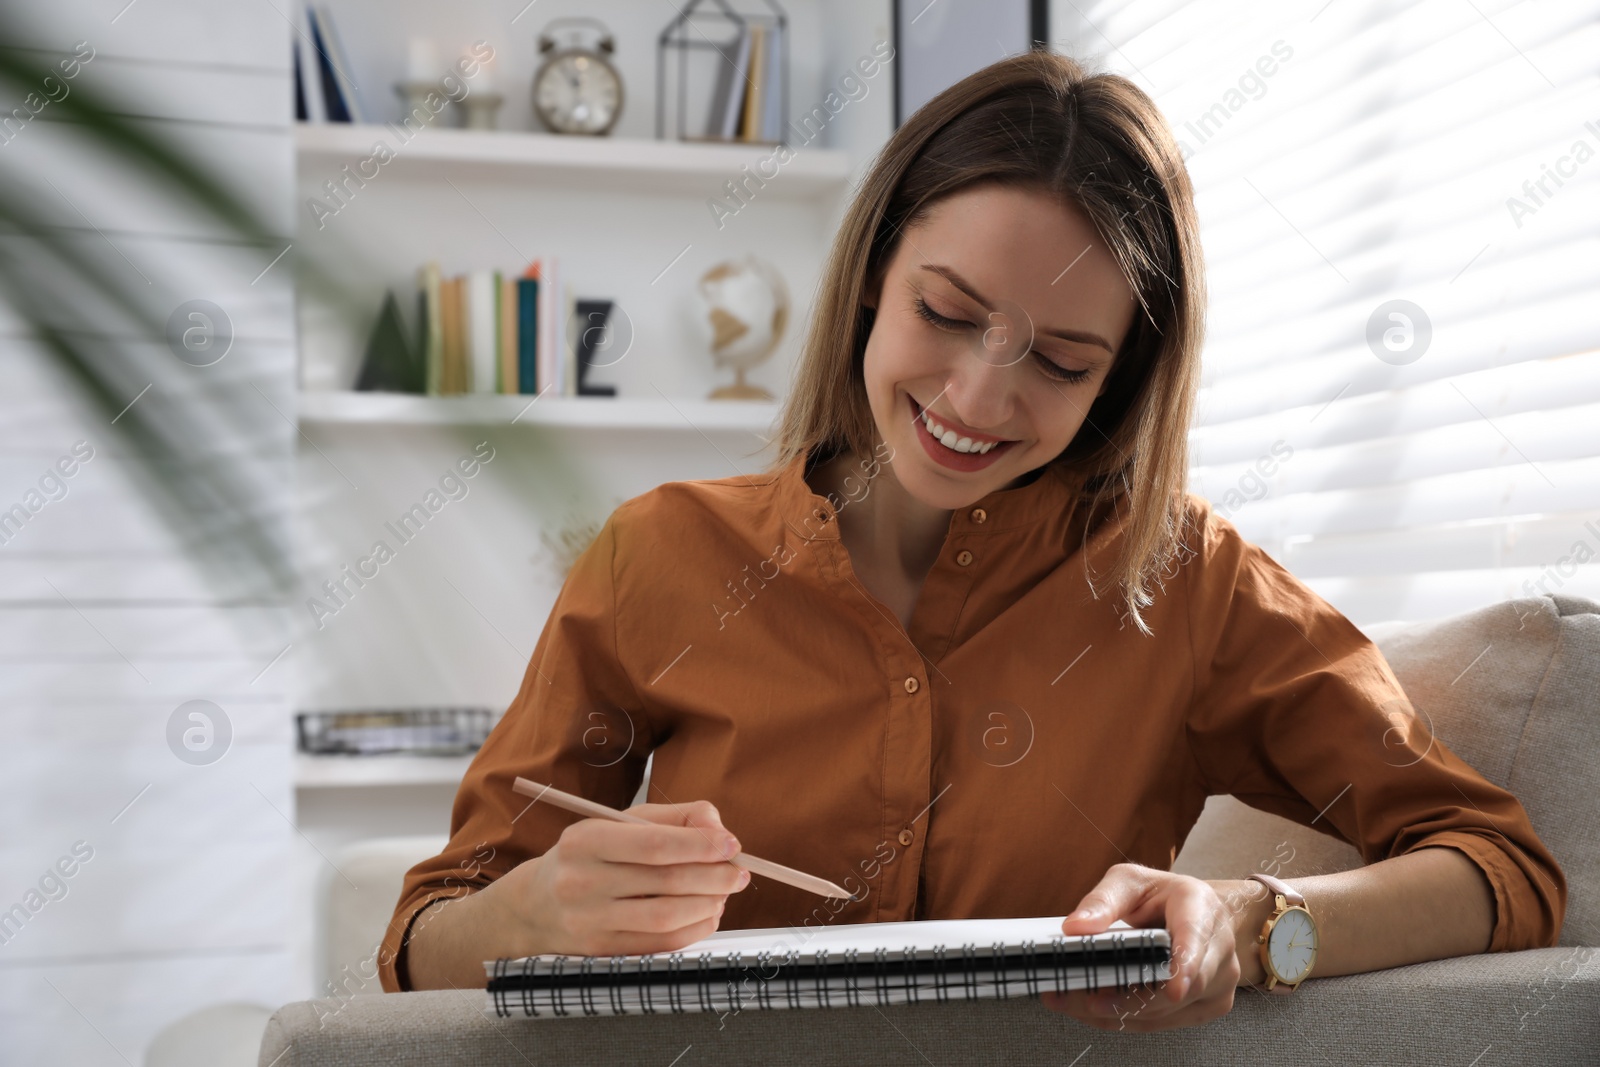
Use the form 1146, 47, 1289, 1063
380, 52, 1563, 1030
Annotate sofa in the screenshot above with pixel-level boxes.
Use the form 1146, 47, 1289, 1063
259, 593, 1600, 1065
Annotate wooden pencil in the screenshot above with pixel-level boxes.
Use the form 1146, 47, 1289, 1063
511, 777, 854, 900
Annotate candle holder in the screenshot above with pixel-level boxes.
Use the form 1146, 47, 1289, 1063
394, 79, 445, 122
460, 92, 504, 129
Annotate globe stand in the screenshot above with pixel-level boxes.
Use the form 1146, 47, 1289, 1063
709, 366, 773, 400
698, 255, 788, 402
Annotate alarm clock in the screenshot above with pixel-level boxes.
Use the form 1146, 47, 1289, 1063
533, 17, 624, 136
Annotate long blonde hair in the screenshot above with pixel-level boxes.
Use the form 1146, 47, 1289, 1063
771, 50, 1205, 637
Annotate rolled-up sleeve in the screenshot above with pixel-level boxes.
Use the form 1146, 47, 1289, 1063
1180, 504, 1565, 952
377, 506, 651, 992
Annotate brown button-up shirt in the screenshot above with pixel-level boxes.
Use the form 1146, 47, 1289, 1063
379, 452, 1565, 992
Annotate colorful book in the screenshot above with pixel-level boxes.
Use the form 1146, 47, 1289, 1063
294, 5, 325, 123
703, 33, 740, 139
720, 29, 753, 140
761, 22, 784, 142
562, 286, 578, 396
704, 27, 752, 139
292, 38, 308, 122
497, 273, 519, 394
517, 272, 539, 395
536, 258, 557, 398
467, 268, 497, 394
742, 23, 767, 142
306, 4, 352, 122
313, 4, 366, 123
439, 275, 464, 394
419, 261, 442, 395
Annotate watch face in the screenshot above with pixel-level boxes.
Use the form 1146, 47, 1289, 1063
1267, 906, 1318, 983
535, 52, 622, 134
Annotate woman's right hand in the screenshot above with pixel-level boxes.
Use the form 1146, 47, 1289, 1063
486, 799, 753, 959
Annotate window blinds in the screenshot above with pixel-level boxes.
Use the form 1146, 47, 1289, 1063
1059, 0, 1600, 624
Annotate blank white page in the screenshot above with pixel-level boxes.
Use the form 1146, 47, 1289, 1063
673, 916, 1138, 958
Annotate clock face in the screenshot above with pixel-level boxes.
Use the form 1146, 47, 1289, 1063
535, 52, 622, 135
1267, 906, 1318, 984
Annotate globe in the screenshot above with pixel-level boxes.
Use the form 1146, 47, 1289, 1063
692, 256, 789, 400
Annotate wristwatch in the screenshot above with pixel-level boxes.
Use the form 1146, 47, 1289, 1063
1248, 872, 1318, 993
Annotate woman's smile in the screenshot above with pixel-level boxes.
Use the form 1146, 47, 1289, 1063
907, 393, 1019, 473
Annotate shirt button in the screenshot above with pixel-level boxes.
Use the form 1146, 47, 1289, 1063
955, 549, 973, 566
898, 829, 914, 847
970, 508, 987, 524
903, 676, 919, 694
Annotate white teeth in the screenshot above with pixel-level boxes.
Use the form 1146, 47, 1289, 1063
920, 406, 1000, 454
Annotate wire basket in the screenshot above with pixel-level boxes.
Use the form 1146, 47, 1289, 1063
296, 706, 500, 757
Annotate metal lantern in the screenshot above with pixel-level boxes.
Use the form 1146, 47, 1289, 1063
657, 0, 788, 144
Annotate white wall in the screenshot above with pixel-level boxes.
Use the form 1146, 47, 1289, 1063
0, 1, 296, 1062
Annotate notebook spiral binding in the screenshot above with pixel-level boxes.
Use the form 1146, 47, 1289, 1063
488, 929, 1168, 1019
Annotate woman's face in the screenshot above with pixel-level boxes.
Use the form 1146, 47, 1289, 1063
861, 182, 1138, 510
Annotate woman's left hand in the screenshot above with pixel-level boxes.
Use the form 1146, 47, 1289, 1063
1040, 863, 1245, 1031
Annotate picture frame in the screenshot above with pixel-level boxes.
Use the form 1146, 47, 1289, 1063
892, 0, 1049, 128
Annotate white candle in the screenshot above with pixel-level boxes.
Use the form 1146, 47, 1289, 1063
470, 53, 496, 92
407, 38, 437, 82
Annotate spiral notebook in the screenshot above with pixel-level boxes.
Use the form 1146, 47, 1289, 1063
485, 915, 1171, 1019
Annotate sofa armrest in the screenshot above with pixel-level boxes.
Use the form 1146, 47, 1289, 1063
261, 948, 1600, 1067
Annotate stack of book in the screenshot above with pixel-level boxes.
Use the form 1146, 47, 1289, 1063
415, 258, 577, 397
353, 256, 601, 398
700, 19, 786, 144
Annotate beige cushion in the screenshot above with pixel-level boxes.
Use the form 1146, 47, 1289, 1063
258, 949, 1600, 1066
1175, 594, 1598, 946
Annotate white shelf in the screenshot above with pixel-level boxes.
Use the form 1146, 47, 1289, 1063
294, 752, 474, 789
297, 392, 781, 431
293, 122, 852, 199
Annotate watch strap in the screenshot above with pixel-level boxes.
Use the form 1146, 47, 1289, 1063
1248, 871, 1305, 906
